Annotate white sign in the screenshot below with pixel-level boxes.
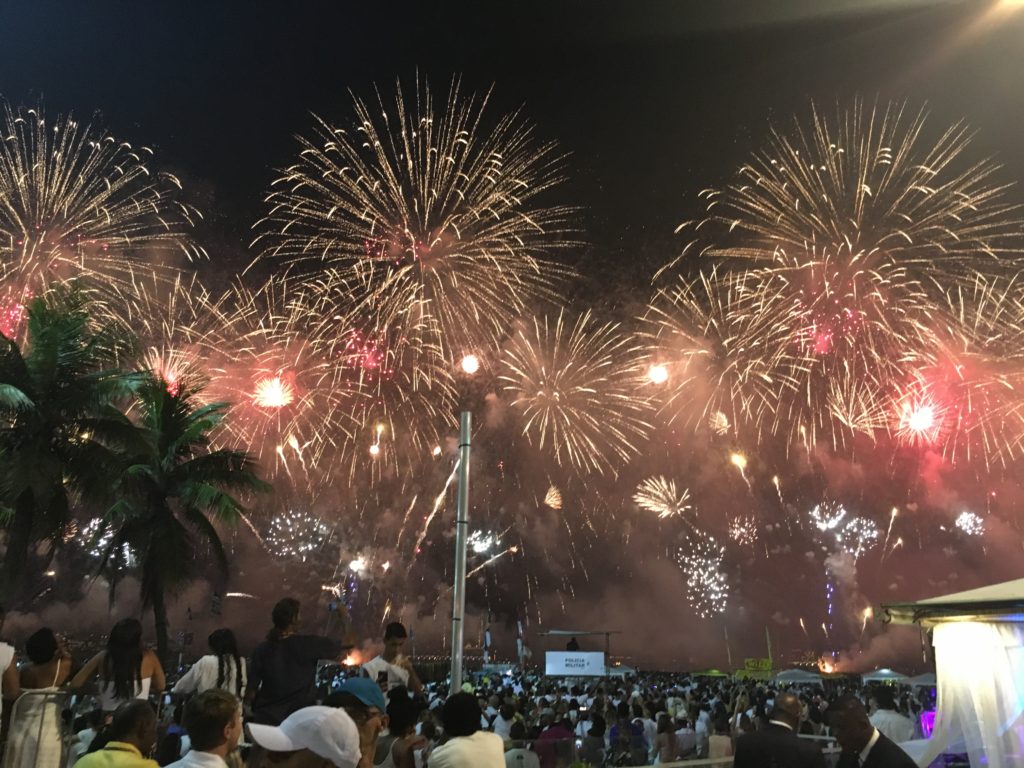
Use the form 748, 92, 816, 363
545, 651, 606, 677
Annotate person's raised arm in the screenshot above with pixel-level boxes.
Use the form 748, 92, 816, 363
69, 652, 104, 691
2, 652, 20, 701
171, 656, 202, 695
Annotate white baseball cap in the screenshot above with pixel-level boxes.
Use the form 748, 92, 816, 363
248, 706, 361, 768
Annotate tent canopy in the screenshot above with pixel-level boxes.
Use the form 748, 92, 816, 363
774, 668, 823, 684
861, 668, 908, 682
883, 577, 1024, 626
906, 672, 936, 688
881, 577, 1024, 767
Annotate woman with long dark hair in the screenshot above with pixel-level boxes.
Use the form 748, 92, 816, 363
71, 618, 166, 712
172, 628, 247, 698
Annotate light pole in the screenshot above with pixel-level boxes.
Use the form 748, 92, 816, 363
449, 409, 472, 691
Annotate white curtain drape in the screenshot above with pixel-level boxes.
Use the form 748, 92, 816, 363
900, 620, 1024, 767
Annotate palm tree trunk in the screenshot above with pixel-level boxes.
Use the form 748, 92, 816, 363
151, 574, 170, 669
1, 491, 35, 603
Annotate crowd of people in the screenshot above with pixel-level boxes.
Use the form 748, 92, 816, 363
0, 599, 933, 768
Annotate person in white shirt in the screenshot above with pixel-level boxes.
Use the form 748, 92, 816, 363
868, 688, 916, 744
173, 629, 247, 699
362, 623, 423, 694
492, 704, 516, 740
429, 692, 505, 768
166, 689, 243, 768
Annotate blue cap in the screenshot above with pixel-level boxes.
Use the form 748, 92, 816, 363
337, 677, 387, 712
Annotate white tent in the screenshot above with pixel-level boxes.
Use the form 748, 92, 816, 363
906, 672, 937, 688
774, 668, 823, 685
883, 577, 1024, 766
861, 667, 908, 683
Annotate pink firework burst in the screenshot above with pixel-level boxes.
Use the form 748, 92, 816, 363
341, 329, 396, 381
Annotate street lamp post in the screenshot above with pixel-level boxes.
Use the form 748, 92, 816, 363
450, 410, 472, 691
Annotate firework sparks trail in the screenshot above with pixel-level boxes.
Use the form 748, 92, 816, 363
860, 606, 874, 638
465, 546, 519, 580
411, 459, 461, 562
394, 494, 420, 550
499, 310, 653, 476
238, 512, 267, 548
633, 476, 692, 520
544, 485, 563, 510
881, 508, 899, 562
730, 452, 752, 491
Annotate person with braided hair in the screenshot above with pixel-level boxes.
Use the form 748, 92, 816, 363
173, 629, 248, 699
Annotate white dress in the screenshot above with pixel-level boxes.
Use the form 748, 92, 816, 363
97, 676, 152, 712
0, 641, 13, 716
4, 663, 66, 768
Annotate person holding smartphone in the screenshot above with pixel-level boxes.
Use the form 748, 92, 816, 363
361, 623, 422, 694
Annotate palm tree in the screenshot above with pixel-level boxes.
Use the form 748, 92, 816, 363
104, 373, 270, 663
0, 288, 140, 602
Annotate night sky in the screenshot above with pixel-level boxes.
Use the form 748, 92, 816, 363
4, 0, 1024, 669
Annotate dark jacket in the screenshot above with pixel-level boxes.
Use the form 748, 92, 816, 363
734, 723, 826, 768
836, 731, 918, 768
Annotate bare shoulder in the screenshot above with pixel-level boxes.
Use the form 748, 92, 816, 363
142, 649, 163, 674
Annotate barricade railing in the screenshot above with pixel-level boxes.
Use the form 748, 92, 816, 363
511, 735, 844, 768
1, 689, 71, 768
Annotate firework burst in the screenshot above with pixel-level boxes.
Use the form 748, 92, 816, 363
642, 269, 800, 440
289, 276, 455, 478
0, 103, 204, 336
265, 506, 332, 563
633, 476, 692, 520
658, 101, 1024, 454
196, 279, 359, 481
251, 76, 577, 364
955, 510, 985, 536
728, 516, 759, 545
676, 531, 729, 618
498, 310, 652, 476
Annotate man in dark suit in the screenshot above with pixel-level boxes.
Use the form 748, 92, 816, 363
829, 694, 917, 768
734, 691, 826, 768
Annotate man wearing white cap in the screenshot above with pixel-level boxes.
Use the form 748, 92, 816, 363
248, 705, 369, 768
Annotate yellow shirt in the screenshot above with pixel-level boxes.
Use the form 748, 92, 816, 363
73, 742, 159, 768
